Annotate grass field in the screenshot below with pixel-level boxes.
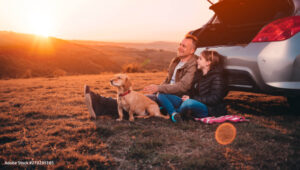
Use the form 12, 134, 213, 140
0, 72, 299, 169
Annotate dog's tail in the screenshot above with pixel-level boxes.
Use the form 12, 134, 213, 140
147, 104, 170, 119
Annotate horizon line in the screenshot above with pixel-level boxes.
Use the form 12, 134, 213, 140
0, 30, 179, 44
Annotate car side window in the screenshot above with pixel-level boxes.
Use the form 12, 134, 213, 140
212, 16, 221, 24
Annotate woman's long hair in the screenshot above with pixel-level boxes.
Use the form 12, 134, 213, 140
200, 50, 225, 70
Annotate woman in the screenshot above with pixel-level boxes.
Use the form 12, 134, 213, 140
157, 50, 227, 122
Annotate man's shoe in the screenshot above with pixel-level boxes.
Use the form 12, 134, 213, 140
171, 112, 182, 123
84, 85, 96, 119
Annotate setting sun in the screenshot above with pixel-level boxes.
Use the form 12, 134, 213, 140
29, 17, 53, 37
26, 1, 55, 37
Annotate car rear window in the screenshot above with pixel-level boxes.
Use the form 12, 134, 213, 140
194, 0, 295, 47
210, 0, 294, 25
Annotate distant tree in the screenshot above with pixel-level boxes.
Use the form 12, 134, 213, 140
122, 63, 144, 73
52, 69, 67, 77
22, 69, 32, 78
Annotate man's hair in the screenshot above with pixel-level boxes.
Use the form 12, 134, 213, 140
185, 34, 198, 50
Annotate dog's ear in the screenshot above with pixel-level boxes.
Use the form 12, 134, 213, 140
123, 77, 132, 91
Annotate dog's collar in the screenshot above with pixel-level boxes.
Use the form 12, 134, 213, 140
119, 90, 131, 97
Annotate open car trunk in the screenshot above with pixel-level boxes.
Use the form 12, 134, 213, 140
194, 0, 294, 47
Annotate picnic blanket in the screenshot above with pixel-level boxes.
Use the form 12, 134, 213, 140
195, 115, 249, 124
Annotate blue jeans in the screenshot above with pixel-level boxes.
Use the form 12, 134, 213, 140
157, 93, 208, 118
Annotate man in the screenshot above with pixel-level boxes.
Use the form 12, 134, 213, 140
144, 36, 197, 95
84, 34, 198, 119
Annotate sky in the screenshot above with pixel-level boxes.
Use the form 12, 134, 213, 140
0, 0, 214, 42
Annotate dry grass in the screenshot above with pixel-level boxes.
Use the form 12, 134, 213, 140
0, 72, 299, 169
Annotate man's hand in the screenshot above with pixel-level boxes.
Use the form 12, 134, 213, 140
181, 95, 190, 102
143, 84, 159, 94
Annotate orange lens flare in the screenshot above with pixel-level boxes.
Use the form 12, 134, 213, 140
215, 123, 237, 145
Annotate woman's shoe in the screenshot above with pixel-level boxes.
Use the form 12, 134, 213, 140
171, 112, 181, 123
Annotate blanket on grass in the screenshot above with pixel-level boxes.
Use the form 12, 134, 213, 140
195, 115, 249, 124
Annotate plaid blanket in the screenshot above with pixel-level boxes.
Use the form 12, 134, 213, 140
195, 115, 249, 124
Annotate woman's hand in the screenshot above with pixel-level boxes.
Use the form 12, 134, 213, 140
181, 95, 190, 102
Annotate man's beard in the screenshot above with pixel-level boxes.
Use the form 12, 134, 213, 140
177, 52, 189, 59
177, 50, 194, 59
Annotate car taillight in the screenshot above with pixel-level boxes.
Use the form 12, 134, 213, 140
252, 16, 300, 42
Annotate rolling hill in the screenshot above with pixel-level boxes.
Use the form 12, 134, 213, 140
0, 31, 176, 79
71, 40, 178, 52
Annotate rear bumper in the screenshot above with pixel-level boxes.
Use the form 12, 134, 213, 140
267, 82, 300, 89
195, 33, 300, 96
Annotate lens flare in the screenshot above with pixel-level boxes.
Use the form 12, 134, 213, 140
215, 123, 236, 145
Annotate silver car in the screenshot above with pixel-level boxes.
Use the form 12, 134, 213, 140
192, 0, 300, 109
